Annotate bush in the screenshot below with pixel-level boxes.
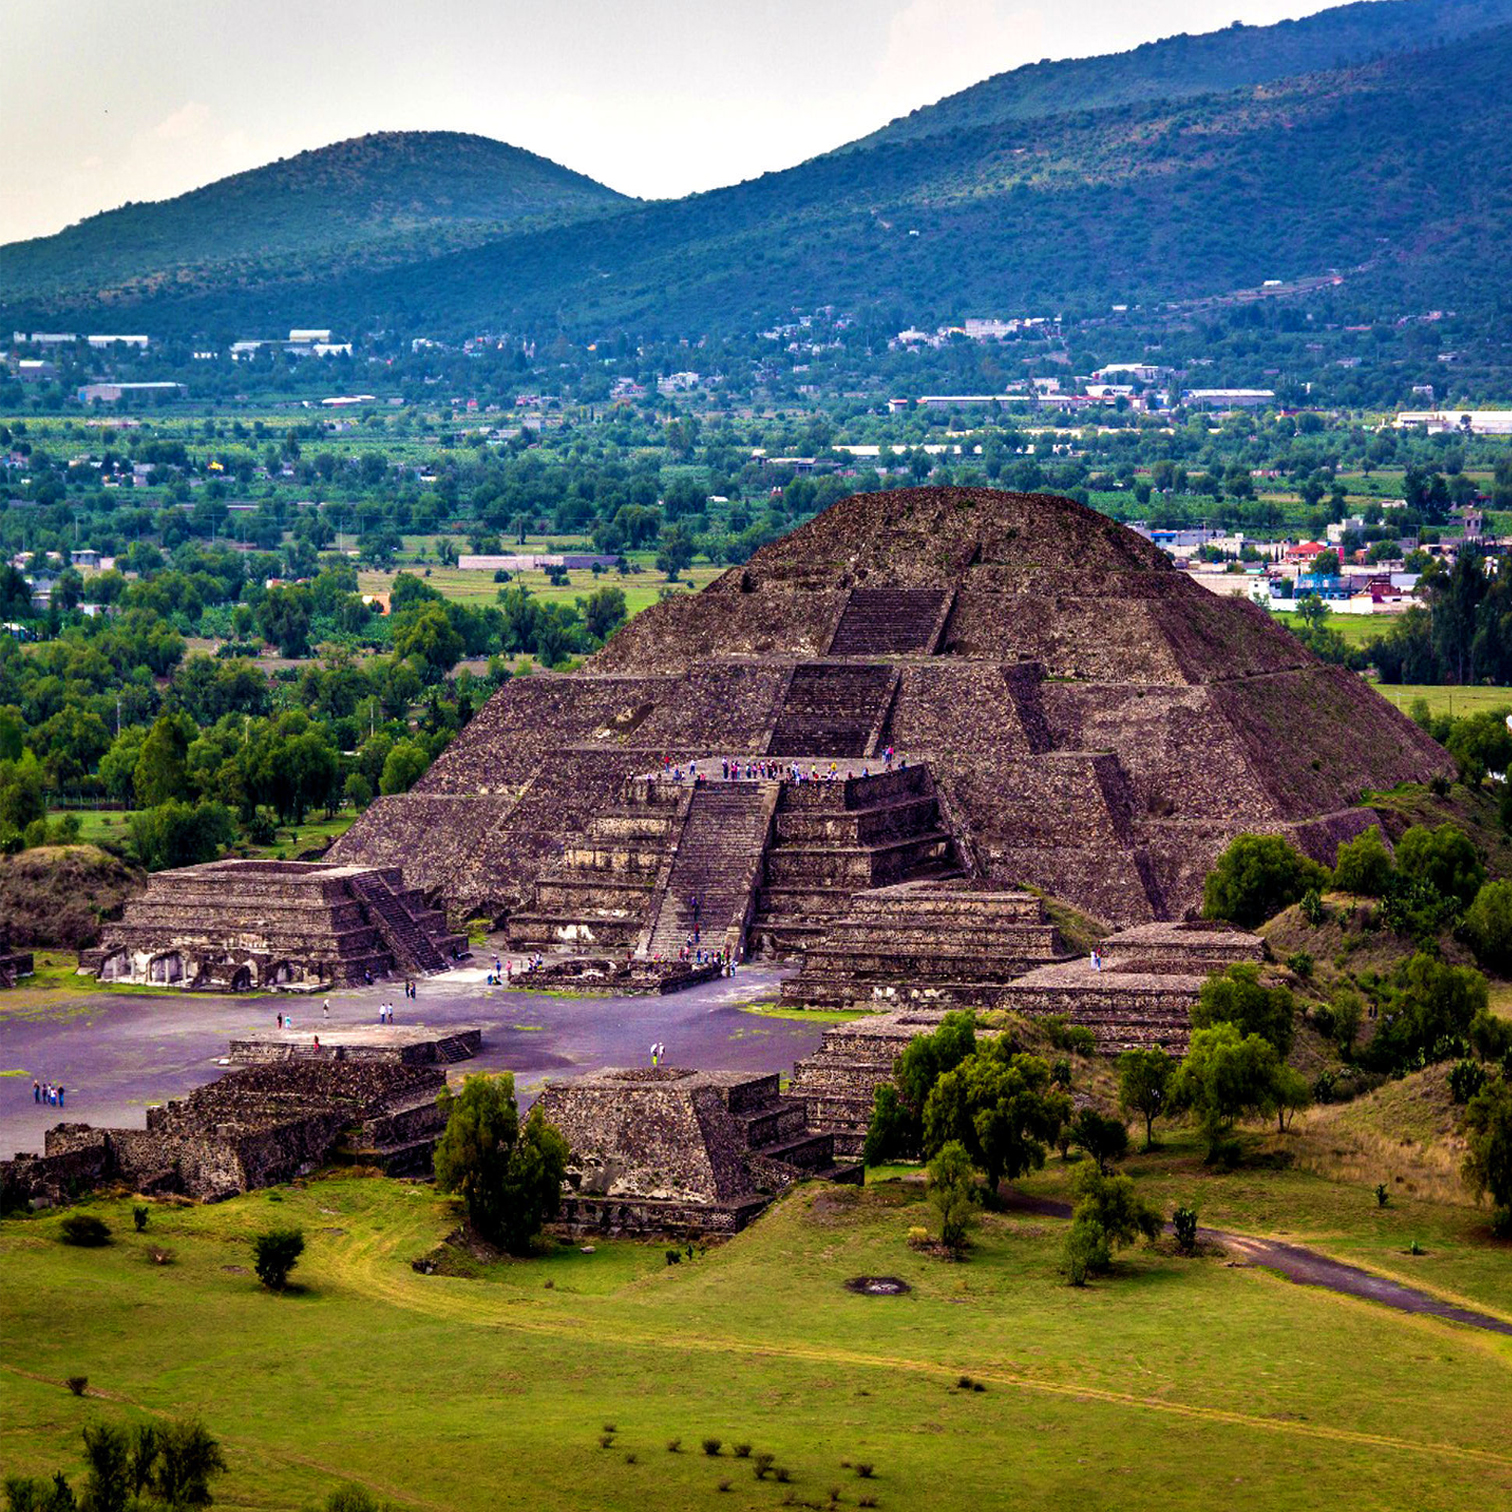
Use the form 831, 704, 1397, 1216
59, 1214, 110, 1247
702, 1439, 722, 1457
1464, 879, 1512, 973
1191, 964, 1296, 1058
1202, 834, 1329, 927
732, 1443, 752, 1459
252, 1227, 305, 1290
1172, 1205, 1199, 1254
65, 1375, 88, 1396
1462, 1077, 1512, 1231
1044, 1016, 1096, 1055
1062, 1163, 1161, 1284
1449, 1059, 1487, 1104
1285, 950, 1314, 980
132, 1205, 148, 1233
1333, 825, 1395, 896
1395, 823, 1484, 909
1069, 1109, 1129, 1173
926, 1140, 980, 1254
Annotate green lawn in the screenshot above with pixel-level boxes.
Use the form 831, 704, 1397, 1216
359, 562, 725, 616
1269, 610, 1382, 648
1368, 685, 1512, 718
46, 810, 356, 861
3, 1171, 1509, 1510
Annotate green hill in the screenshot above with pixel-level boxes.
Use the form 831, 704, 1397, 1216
851, 0, 1512, 147
6, 1, 1511, 337
0, 130, 631, 309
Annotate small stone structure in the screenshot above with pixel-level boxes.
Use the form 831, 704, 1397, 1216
0, 924, 33, 988
535, 1067, 861, 1236
1, 1058, 455, 1207
995, 920, 1267, 1054
781, 880, 1067, 1007
229, 1024, 482, 1065
90, 859, 469, 989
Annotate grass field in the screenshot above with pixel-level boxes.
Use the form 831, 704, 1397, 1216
3, 1159, 1509, 1512
1269, 609, 1382, 648
358, 561, 725, 616
1368, 685, 1512, 717
45, 810, 356, 861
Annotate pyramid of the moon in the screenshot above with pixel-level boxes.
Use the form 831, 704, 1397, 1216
329, 487, 1450, 940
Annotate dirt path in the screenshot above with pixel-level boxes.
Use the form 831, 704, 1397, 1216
999, 1190, 1512, 1336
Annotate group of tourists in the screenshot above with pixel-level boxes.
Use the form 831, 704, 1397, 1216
654, 753, 908, 786
649, 1040, 668, 1066
32, 1080, 65, 1107
378, 1001, 398, 1024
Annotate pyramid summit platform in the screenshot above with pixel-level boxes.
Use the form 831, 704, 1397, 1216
330, 487, 1448, 949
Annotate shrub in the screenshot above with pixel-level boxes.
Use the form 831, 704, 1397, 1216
717, 1478, 732, 1493
666, 1438, 681, 1454
1202, 834, 1329, 927
774, 1467, 791, 1483
65, 1376, 88, 1396
1191, 964, 1296, 1058
732, 1443, 751, 1459
1464, 879, 1512, 973
1376, 1183, 1390, 1208
1285, 950, 1314, 980
1300, 889, 1326, 926
59, 1214, 110, 1247
1173, 1205, 1200, 1254
1449, 1059, 1487, 1104
702, 1439, 722, 1457
1462, 1078, 1512, 1232
148, 1247, 175, 1266
754, 1453, 775, 1479
1333, 825, 1394, 897
1395, 823, 1484, 909
665, 1248, 681, 1266
326, 1489, 391, 1512
1044, 1017, 1096, 1055
598, 1435, 614, 1450
132, 1205, 149, 1233
926, 1140, 981, 1255
855, 1463, 875, 1479
252, 1227, 305, 1291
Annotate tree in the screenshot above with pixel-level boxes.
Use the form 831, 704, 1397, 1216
1461, 1078, 1512, 1234
1464, 880, 1512, 974
133, 714, 195, 807
1191, 963, 1297, 1058
581, 585, 628, 642
129, 800, 235, 872
863, 1010, 976, 1165
432, 1072, 569, 1253
926, 1141, 980, 1255
79, 1425, 129, 1512
1395, 823, 1484, 909
922, 1042, 1071, 1190
391, 603, 463, 681
1063, 1163, 1161, 1286
379, 738, 430, 796
1117, 1047, 1173, 1150
1202, 834, 1329, 927
1333, 825, 1394, 897
0, 751, 46, 845
1069, 1109, 1129, 1173
1268, 1063, 1312, 1132
655, 523, 696, 581
149, 1421, 226, 1509
252, 1228, 304, 1291
255, 585, 314, 658
1170, 1023, 1281, 1159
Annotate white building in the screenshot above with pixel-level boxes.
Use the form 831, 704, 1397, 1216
1393, 410, 1512, 436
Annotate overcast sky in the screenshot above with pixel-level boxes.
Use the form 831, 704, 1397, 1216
3, 0, 1353, 244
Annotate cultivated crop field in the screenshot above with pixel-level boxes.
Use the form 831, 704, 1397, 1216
3, 1156, 1508, 1512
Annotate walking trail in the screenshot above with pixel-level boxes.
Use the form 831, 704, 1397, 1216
999, 1190, 1512, 1336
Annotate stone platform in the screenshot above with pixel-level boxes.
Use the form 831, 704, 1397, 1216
0, 924, 33, 989
229, 1024, 482, 1066
536, 1066, 861, 1237
92, 858, 469, 990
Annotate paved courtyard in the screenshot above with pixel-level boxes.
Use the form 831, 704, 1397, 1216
0, 961, 825, 1160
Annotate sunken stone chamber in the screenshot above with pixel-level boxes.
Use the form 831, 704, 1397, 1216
91, 858, 469, 989
535, 1067, 861, 1236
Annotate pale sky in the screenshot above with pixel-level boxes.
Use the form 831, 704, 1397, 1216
3, 0, 1351, 245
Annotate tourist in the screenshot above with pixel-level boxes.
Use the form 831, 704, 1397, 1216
33, 1080, 39, 1103
1090, 949, 1102, 972
277, 1011, 284, 1030
57, 1086, 64, 1107
322, 1000, 330, 1022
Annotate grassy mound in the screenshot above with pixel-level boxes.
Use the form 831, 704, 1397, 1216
0, 844, 143, 950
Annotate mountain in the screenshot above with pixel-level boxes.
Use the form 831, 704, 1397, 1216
851, 0, 1512, 148
5, 0, 1511, 337
0, 131, 631, 310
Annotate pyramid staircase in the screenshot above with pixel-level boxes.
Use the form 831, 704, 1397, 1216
827, 587, 950, 656
348, 872, 451, 974
642, 783, 777, 958
766, 663, 897, 758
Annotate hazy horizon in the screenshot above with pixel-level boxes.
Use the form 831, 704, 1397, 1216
1, 0, 1362, 245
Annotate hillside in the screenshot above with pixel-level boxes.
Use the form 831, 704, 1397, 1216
313, 22, 1512, 337
852, 0, 1512, 148
6, 3, 1511, 336
0, 131, 630, 309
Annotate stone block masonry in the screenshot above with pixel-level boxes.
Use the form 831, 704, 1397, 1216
536, 1067, 860, 1237
92, 859, 469, 989
1, 1060, 456, 1206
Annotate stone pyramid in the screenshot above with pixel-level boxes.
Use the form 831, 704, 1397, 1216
330, 487, 1449, 931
